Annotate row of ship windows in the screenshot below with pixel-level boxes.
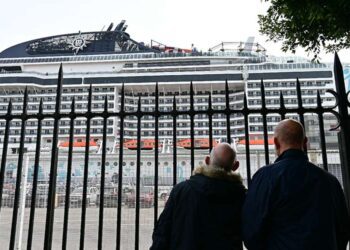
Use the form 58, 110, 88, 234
0, 87, 245, 97
0, 119, 280, 129
0, 115, 332, 128
0, 121, 280, 130
126, 121, 246, 128
0, 95, 115, 103
247, 81, 330, 88
0, 125, 278, 137
0, 128, 257, 140
0, 114, 248, 126
0, 103, 115, 111
0, 95, 258, 106
247, 99, 328, 105
0, 128, 114, 136
124, 96, 244, 105
246, 63, 329, 71
1, 98, 331, 111
122, 126, 276, 136
0, 87, 116, 96
0, 81, 327, 99
248, 89, 327, 97
124, 105, 242, 112
125, 114, 243, 120
1, 128, 335, 140
0, 95, 259, 104
123, 89, 243, 97
123, 130, 246, 137
121, 98, 331, 112
0, 120, 114, 127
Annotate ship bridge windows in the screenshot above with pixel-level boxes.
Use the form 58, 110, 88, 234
0, 66, 22, 73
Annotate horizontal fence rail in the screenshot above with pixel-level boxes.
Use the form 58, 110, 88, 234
0, 53, 349, 250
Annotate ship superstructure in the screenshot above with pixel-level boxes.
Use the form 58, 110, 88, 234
0, 21, 338, 165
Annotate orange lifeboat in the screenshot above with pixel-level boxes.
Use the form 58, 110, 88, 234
123, 139, 162, 150
176, 139, 218, 149
59, 140, 98, 147
238, 138, 274, 145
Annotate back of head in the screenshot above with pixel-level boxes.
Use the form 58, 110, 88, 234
274, 119, 306, 155
209, 143, 237, 171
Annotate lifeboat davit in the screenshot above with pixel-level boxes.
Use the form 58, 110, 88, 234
176, 139, 218, 149
123, 139, 162, 150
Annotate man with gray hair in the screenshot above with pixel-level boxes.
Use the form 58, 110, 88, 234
150, 143, 246, 250
242, 119, 350, 250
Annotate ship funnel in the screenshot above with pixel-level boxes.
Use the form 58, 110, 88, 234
122, 25, 128, 32
115, 20, 126, 31
106, 23, 114, 31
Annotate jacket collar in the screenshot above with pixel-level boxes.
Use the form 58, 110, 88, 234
275, 149, 308, 163
192, 164, 243, 184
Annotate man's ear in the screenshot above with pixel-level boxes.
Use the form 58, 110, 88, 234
205, 156, 210, 166
274, 137, 279, 148
303, 137, 308, 152
274, 136, 281, 156
232, 161, 239, 171
274, 137, 280, 149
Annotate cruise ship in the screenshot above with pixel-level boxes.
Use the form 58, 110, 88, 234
0, 20, 341, 184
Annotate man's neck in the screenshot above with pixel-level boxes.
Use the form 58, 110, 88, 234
278, 146, 304, 156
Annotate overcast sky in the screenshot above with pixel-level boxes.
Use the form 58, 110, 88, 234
1, 0, 349, 63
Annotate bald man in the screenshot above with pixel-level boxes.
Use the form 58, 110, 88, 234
242, 119, 350, 250
150, 143, 246, 250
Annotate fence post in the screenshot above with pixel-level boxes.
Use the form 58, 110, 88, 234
334, 53, 350, 211
16, 154, 30, 250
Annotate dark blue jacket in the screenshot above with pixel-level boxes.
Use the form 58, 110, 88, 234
242, 149, 350, 250
150, 165, 246, 250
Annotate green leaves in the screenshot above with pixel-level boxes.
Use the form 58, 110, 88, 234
259, 0, 350, 61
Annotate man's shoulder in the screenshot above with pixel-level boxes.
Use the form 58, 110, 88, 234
308, 163, 343, 186
171, 179, 192, 194
253, 164, 276, 178
257, 157, 341, 186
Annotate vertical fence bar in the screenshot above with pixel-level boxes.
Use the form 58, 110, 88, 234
9, 88, 28, 250
296, 78, 305, 126
27, 99, 43, 250
44, 65, 63, 250
62, 97, 76, 250
116, 84, 125, 250
98, 96, 108, 250
279, 92, 286, 120
243, 94, 252, 185
172, 96, 177, 186
79, 85, 92, 250
334, 53, 350, 209
0, 99, 12, 210
154, 83, 159, 225
225, 81, 232, 144
190, 82, 195, 172
260, 81, 270, 165
135, 96, 142, 250
316, 91, 328, 171
208, 93, 213, 152
296, 78, 307, 154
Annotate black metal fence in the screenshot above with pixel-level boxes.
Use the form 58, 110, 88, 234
0, 53, 349, 250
